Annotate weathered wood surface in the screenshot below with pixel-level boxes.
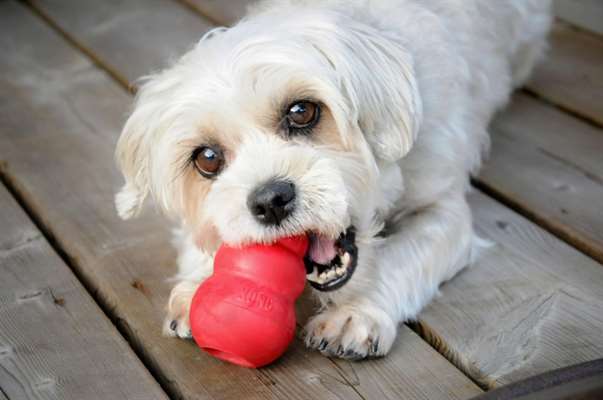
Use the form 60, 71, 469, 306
182, 0, 251, 26
24, 0, 603, 391
418, 190, 603, 389
0, 185, 168, 400
0, 1, 482, 400
482, 93, 603, 263
33, 0, 213, 86
527, 22, 603, 127
554, 0, 603, 36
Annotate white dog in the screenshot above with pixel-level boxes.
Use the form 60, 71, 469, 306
115, 0, 552, 359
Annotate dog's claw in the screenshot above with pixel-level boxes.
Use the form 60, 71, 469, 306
303, 306, 396, 360
343, 349, 364, 360
370, 338, 380, 355
170, 320, 178, 331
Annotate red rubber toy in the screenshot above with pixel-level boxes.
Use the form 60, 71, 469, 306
189, 235, 308, 368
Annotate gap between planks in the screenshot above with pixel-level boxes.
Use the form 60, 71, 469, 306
526, 20, 603, 129
0, 181, 169, 400
0, 156, 176, 400
471, 175, 603, 265
20, 0, 132, 93
521, 85, 603, 132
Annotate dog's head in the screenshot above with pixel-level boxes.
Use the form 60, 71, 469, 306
115, 6, 421, 290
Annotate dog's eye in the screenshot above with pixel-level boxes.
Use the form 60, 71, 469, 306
192, 145, 224, 178
286, 101, 320, 131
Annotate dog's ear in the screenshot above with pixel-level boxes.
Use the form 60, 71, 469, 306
311, 16, 422, 162
115, 105, 151, 220
114, 75, 167, 219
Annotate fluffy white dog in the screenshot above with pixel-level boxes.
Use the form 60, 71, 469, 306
115, 0, 552, 359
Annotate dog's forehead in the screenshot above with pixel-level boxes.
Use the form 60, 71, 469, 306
178, 19, 350, 149
191, 21, 336, 94
185, 66, 327, 137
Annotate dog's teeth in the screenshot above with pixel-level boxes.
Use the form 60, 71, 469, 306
327, 269, 336, 279
306, 269, 319, 283
341, 253, 351, 267
336, 267, 345, 276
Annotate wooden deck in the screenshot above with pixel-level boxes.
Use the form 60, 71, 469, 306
0, 1, 602, 399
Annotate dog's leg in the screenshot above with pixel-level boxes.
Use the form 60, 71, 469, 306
305, 191, 480, 359
163, 230, 214, 339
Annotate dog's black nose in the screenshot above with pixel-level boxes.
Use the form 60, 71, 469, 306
247, 180, 296, 226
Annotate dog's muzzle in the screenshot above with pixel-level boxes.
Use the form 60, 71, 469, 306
304, 226, 358, 291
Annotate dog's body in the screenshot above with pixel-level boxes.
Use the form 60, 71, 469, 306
116, 0, 552, 358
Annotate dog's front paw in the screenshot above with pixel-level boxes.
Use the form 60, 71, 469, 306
163, 312, 192, 339
162, 281, 198, 339
303, 305, 396, 360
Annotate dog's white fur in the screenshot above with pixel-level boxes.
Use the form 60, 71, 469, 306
115, 0, 552, 358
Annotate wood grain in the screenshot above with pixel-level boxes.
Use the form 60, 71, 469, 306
332, 329, 482, 400
0, 1, 481, 399
181, 0, 251, 26
34, 0, 213, 85
0, 187, 168, 400
554, 0, 603, 36
482, 93, 603, 263
418, 190, 603, 389
527, 22, 603, 127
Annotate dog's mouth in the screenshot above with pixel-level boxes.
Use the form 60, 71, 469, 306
304, 226, 357, 292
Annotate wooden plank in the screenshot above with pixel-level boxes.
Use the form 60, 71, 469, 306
481, 93, 603, 263
1, 1, 481, 400
181, 0, 251, 26
295, 294, 481, 400
417, 190, 603, 389
331, 328, 483, 399
527, 22, 603, 127
0, 186, 168, 400
554, 0, 603, 36
32, 0, 213, 85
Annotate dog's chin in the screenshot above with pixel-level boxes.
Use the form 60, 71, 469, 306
304, 226, 357, 292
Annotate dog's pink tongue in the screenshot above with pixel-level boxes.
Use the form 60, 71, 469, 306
308, 234, 337, 265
